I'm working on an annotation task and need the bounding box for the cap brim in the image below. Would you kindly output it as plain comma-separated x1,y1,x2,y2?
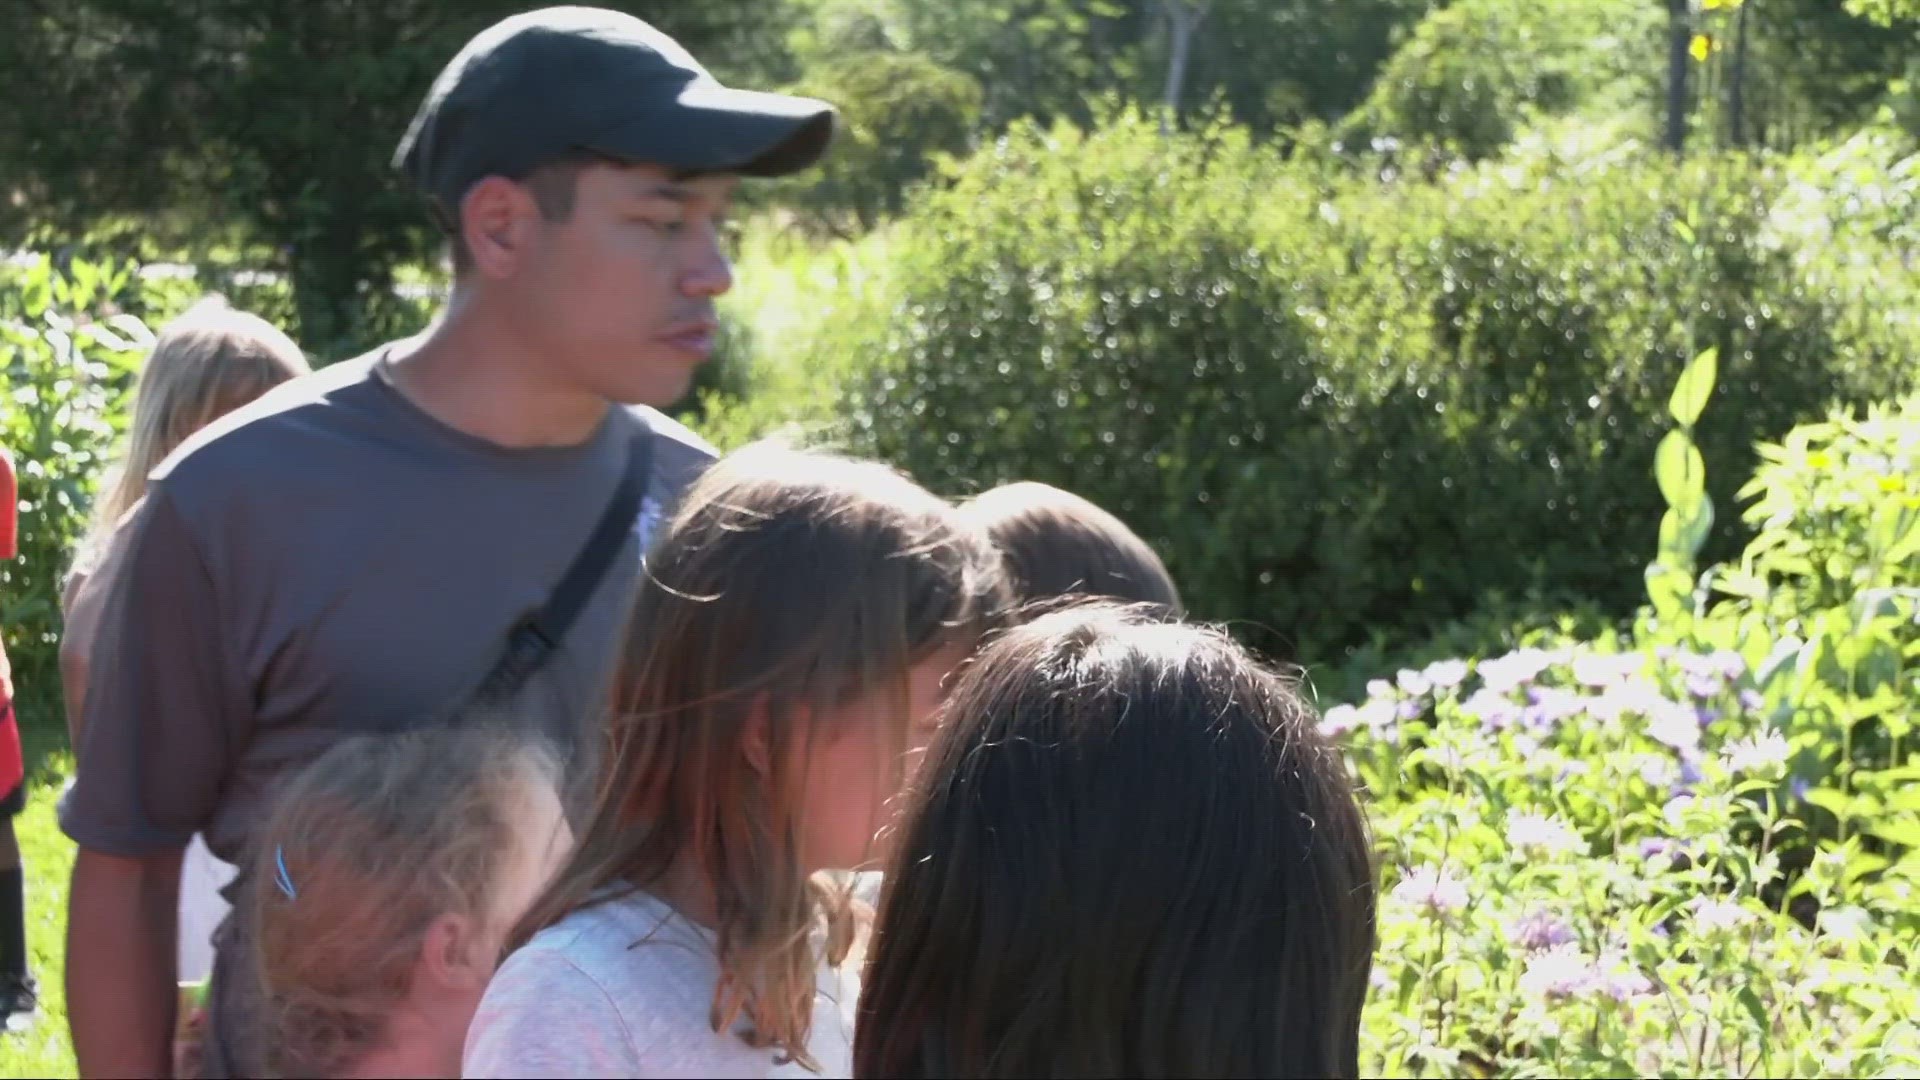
586,85,837,179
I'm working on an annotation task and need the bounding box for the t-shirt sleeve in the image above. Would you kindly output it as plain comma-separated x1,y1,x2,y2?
59,486,250,856
464,949,642,1079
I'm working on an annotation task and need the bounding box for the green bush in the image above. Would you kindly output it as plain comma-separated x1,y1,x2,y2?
1321,387,1920,1077
780,112,1914,658
1337,0,1660,160
778,50,983,232
1,257,149,727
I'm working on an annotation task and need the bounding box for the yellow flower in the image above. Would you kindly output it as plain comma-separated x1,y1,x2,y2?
1702,0,1736,9
1689,33,1713,62
1806,451,1833,470
1877,475,1904,493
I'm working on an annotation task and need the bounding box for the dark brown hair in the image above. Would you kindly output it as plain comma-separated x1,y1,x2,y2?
515,442,1005,1070
959,482,1182,615
856,603,1376,1078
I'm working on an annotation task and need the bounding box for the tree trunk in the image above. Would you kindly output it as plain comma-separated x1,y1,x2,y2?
1665,0,1692,154
1727,0,1751,147
1160,0,1209,135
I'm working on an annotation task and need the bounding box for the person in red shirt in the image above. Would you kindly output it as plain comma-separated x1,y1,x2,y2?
0,445,35,1032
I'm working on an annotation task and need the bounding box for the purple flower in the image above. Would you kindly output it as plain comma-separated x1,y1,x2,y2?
1588,678,1669,724
1422,658,1471,690
1356,698,1397,731
1508,909,1577,952
1392,865,1469,918
1712,650,1748,680
1722,728,1790,776
1366,678,1394,700
1695,705,1720,728
1464,688,1521,731
1525,687,1587,731
1573,651,1647,688
1677,752,1704,789
1519,944,1595,1001
1685,673,1725,700
1638,755,1679,788
1318,705,1359,739
1479,648,1555,694
1639,837,1680,862
1595,955,1654,1002
1790,776,1812,801
1738,689,1766,713
1507,812,1586,858
1688,896,1753,936
1396,698,1425,721
1646,702,1703,753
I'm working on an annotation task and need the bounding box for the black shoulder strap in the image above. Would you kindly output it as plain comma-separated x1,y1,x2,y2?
474,419,654,701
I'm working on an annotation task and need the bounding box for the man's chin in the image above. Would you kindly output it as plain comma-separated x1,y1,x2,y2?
606,367,697,411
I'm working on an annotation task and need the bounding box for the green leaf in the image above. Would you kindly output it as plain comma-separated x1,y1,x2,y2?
1802,786,1855,819
1645,562,1693,622
1658,500,1716,565
1667,346,1719,428
1654,430,1707,509
1866,819,1920,850
1736,985,1771,1046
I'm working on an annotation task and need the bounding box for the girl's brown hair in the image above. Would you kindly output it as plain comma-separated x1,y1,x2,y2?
959,482,1182,615
857,603,1377,1078
76,296,308,576
514,443,1004,1070
248,724,562,1078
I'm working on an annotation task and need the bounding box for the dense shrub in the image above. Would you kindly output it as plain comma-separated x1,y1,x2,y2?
1337,0,1660,160
1326,391,1920,1076
778,50,983,232
788,112,1915,658
0,257,147,726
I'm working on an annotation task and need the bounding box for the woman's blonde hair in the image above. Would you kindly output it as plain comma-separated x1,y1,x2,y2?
516,442,1005,1071
76,296,307,572
248,724,562,1079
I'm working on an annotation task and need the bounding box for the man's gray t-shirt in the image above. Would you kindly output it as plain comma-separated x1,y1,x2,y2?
59,349,715,868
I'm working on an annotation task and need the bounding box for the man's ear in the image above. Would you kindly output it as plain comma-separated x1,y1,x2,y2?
459,177,541,280
419,913,490,991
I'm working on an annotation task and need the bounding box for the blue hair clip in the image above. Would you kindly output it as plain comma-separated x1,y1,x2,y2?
273,845,297,901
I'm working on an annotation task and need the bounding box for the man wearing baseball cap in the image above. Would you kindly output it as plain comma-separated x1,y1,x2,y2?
61,9,835,1076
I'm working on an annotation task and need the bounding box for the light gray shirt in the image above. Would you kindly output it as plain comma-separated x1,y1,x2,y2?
464,891,858,1079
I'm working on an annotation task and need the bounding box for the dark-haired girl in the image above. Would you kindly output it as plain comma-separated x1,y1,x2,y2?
857,603,1377,1078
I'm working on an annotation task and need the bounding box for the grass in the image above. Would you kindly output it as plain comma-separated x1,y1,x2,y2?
0,709,78,1079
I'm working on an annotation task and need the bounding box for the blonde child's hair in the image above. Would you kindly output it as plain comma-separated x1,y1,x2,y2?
76,296,308,574
516,442,1006,1071
248,724,562,1078
959,481,1183,615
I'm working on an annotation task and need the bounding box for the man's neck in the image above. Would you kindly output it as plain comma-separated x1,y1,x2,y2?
386,295,610,450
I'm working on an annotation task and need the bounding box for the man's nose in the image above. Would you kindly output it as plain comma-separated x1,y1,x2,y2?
680,225,733,299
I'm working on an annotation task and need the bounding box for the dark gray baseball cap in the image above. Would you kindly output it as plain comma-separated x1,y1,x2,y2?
395,6,836,218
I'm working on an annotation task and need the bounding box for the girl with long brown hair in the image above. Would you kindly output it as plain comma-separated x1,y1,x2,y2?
464,443,1004,1078
856,602,1378,1079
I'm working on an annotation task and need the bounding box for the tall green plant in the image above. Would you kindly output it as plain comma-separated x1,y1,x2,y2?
0,257,147,727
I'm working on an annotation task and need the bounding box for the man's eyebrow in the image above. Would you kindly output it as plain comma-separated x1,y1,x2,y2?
635,179,735,205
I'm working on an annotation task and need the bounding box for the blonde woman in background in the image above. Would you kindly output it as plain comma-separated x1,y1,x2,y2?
60,296,309,989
